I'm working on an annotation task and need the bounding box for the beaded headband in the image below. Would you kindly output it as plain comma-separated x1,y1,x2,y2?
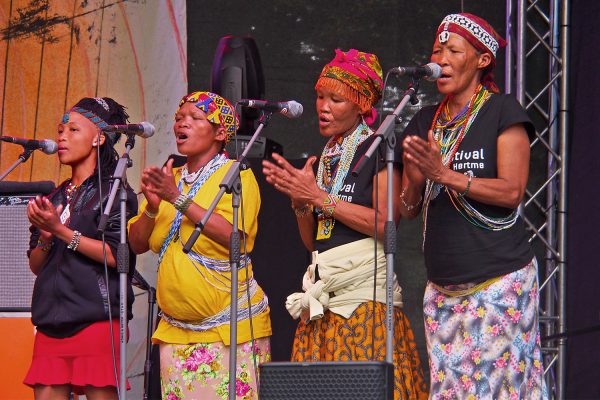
62,107,109,129
438,14,500,57
178,91,239,143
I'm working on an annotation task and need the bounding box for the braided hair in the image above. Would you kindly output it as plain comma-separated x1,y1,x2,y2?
70,97,129,176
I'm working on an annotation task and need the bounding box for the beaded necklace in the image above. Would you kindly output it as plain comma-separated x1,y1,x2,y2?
180,164,204,185
421,84,492,248
157,152,229,265
315,119,371,239
60,179,80,225
65,180,79,203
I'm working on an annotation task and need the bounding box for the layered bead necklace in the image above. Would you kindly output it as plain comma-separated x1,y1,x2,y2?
315,119,371,239
422,84,505,247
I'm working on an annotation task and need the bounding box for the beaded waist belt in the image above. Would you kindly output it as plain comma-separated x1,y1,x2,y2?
159,278,269,332
186,250,252,272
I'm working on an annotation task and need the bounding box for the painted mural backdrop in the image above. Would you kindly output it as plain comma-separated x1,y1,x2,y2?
0,0,186,396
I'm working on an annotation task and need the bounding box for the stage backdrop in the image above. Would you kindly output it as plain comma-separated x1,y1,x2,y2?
0,0,187,398
187,0,506,378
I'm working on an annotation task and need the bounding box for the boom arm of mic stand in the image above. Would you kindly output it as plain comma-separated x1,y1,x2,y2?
0,148,35,182
182,111,273,254
351,82,419,177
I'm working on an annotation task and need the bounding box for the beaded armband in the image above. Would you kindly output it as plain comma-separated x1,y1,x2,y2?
173,194,193,213
322,194,339,218
67,230,82,251
36,239,53,252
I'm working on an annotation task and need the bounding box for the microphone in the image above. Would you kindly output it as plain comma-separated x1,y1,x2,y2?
239,99,303,119
393,62,442,81
102,121,155,138
0,136,58,154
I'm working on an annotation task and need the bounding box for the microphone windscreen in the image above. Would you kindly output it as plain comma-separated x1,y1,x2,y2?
41,140,58,154
284,101,303,119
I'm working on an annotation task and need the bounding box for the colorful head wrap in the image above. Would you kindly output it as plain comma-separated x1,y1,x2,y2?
177,91,239,143
436,13,507,93
63,97,129,144
315,49,383,124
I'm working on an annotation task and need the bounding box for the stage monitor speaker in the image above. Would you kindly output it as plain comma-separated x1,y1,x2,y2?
211,35,265,136
0,181,55,311
259,361,394,400
226,135,284,159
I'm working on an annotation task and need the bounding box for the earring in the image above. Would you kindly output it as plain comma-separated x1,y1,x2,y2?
92,142,98,147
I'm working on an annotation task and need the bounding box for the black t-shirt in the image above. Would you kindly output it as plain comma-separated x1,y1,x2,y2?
402,93,535,285
314,135,392,252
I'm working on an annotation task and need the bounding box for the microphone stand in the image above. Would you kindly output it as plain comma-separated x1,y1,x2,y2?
351,78,420,365
182,111,273,400
97,134,135,399
0,147,35,181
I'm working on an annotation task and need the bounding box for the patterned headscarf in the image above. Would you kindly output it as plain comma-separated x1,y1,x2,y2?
315,49,383,125
177,91,239,143
63,97,129,144
436,13,507,93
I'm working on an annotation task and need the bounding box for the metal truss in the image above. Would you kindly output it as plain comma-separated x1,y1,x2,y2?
505,0,569,398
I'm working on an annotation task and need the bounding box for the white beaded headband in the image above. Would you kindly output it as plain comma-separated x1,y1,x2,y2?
438,14,500,57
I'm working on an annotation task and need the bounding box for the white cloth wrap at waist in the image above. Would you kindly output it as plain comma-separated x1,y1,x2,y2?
286,237,403,321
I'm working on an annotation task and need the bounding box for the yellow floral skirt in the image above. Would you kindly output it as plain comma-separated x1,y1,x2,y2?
159,337,270,400
291,301,428,400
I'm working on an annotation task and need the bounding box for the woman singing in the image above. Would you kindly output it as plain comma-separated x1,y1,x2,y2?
263,49,427,400
400,13,547,399
128,91,271,399
24,97,137,399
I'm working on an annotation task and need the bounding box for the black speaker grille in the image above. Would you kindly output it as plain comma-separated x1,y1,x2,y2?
0,195,36,311
259,361,393,400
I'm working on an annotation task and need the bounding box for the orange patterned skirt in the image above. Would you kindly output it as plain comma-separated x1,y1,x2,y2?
291,301,428,400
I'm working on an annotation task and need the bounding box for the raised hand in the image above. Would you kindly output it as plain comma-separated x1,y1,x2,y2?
262,153,324,207
27,196,64,235
402,130,447,183
141,158,180,205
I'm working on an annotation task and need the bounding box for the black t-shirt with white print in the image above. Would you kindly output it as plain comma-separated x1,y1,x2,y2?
402,93,535,285
314,134,391,253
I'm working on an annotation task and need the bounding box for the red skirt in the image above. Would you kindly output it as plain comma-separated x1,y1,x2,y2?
23,320,130,394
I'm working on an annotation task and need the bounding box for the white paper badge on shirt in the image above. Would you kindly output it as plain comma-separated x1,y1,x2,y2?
60,203,70,225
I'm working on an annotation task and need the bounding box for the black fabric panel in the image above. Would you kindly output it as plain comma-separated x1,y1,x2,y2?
566,0,600,397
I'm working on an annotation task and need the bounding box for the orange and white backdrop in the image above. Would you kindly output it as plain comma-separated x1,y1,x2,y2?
0,0,186,397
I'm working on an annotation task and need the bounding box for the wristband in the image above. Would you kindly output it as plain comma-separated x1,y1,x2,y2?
173,193,193,213
67,230,82,251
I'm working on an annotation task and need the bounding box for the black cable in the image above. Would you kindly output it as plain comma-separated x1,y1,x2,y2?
229,112,260,391
370,70,394,361
94,0,107,97
371,150,378,361
29,4,49,181
95,132,121,398
0,0,13,143
58,0,78,180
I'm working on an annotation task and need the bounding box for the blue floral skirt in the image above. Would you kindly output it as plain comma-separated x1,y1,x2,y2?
159,337,270,400
423,260,548,400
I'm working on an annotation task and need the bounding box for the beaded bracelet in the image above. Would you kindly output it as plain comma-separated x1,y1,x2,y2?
400,188,422,211
143,207,158,219
67,230,82,251
322,194,338,218
36,239,53,252
459,173,473,197
292,203,313,218
173,193,192,213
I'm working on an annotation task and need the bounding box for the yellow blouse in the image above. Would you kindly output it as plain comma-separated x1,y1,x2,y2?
128,160,271,345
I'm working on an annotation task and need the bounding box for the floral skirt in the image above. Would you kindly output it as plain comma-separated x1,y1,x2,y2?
159,337,270,400
291,301,429,400
423,260,548,400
